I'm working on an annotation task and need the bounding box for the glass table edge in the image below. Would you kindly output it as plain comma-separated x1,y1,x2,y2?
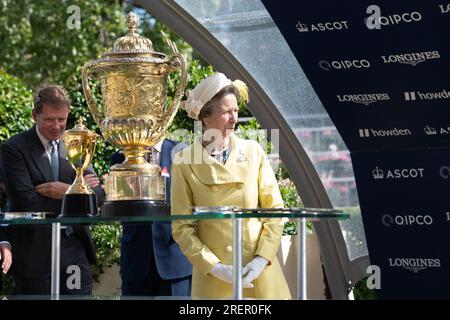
0,208,348,225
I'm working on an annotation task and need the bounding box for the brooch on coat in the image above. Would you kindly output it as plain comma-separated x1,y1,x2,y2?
236,151,248,163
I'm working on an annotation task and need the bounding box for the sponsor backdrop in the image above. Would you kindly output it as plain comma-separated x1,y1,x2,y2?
261,0,450,298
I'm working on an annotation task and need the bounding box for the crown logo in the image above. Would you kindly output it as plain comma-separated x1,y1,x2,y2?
372,167,384,179
296,21,309,32
424,125,437,135
355,100,376,106
403,266,428,273
400,59,426,67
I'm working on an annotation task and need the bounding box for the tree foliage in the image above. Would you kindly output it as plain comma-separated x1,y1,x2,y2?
0,69,34,144
0,68,34,212
0,0,127,87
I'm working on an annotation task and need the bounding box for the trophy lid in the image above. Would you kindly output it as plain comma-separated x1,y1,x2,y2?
102,12,165,59
64,118,98,140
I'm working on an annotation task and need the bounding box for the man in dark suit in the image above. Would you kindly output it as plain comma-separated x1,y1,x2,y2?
110,139,192,296
0,84,105,295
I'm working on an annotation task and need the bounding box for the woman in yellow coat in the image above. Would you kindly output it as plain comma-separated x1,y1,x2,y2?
171,72,291,299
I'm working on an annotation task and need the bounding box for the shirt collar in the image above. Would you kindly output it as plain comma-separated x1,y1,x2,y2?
153,140,163,153
35,126,60,150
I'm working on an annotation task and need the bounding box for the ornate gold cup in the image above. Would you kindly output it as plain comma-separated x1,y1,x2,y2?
60,118,99,217
82,12,187,216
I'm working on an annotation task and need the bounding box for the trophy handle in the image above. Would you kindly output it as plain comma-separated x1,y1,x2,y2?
160,52,187,126
82,63,104,126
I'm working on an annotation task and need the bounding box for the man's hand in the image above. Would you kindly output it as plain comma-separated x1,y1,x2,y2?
0,243,12,274
84,174,100,188
35,182,70,199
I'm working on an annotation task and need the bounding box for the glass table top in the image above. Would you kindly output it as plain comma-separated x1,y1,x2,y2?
0,207,347,225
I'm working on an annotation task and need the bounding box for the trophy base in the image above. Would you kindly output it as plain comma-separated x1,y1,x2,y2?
59,193,98,217
100,200,169,217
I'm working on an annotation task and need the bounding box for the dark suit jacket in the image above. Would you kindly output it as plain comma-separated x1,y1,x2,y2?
111,139,192,281
0,126,105,278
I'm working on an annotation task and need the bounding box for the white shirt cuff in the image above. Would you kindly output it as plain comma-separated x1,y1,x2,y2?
0,241,11,249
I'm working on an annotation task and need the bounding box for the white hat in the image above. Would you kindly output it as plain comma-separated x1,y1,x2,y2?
181,72,249,120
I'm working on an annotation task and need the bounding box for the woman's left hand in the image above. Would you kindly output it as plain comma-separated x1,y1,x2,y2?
242,256,269,286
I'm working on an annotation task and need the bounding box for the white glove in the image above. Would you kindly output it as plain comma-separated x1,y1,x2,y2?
210,263,233,284
242,256,269,287
210,263,254,288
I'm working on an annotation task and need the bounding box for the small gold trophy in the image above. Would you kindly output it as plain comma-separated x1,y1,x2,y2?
82,12,187,216
59,118,99,217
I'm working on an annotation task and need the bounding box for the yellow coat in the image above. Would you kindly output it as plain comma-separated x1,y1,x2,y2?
171,135,291,299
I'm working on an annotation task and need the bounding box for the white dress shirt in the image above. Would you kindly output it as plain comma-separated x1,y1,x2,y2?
151,140,163,166
35,126,60,163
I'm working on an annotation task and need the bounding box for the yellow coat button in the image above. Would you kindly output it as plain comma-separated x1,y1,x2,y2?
225,245,233,253
244,242,252,250
211,186,218,192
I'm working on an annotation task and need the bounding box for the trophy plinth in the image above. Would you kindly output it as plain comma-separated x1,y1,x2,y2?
82,12,187,217
59,118,99,217
100,200,169,217
61,193,98,217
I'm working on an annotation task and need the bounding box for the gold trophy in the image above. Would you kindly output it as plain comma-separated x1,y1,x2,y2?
60,118,99,217
82,12,187,216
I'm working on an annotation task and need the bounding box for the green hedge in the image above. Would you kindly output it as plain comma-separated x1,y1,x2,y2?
0,69,34,210
91,223,122,283
0,69,33,145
